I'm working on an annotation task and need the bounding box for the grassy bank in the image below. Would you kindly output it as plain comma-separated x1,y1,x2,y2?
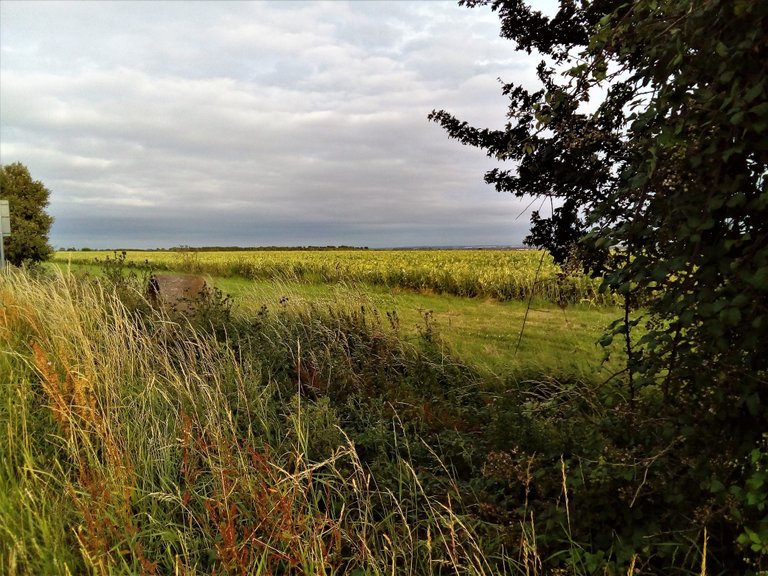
2,268,511,574
3,266,744,574
52,249,621,306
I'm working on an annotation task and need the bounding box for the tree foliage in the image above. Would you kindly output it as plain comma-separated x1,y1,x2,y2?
431,0,767,572
0,162,54,266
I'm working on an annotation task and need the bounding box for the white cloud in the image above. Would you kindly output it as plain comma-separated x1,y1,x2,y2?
1,0,558,248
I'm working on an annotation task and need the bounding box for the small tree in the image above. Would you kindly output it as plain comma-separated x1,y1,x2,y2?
0,162,54,265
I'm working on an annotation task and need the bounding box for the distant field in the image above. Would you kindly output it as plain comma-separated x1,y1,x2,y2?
218,277,625,382
52,249,625,381
53,248,619,306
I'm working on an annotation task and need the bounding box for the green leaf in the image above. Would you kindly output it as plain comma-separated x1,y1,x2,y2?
708,478,726,493
716,42,729,57
598,333,614,347
748,267,768,288
594,67,606,82
744,81,764,103
746,472,765,492
745,393,760,416
719,307,742,326
727,192,747,207
734,0,753,16
750,102,768,117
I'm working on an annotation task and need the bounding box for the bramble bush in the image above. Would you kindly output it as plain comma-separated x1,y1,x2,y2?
431,1,767,572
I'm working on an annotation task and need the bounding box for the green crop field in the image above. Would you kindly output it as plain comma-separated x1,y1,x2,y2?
52,248,621,306
51,249,625,380
3,252,706,576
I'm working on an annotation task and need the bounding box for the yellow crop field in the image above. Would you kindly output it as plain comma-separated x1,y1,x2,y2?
53,249,619,306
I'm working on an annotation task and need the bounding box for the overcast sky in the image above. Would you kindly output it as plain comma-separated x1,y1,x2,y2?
1,0,557,249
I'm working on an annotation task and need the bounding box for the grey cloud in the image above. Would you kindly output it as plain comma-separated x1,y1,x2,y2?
1,0,558,249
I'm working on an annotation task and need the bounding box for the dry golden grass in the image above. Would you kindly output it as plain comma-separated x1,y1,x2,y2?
1,267,518,574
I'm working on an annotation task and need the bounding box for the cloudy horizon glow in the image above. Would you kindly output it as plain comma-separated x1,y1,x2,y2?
1,0,557,249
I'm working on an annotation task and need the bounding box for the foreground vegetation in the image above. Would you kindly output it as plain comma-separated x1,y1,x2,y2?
432,4,768,576
2,262,763,575
4,0,764,571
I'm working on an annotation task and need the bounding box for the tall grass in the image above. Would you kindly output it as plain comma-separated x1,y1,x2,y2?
0,267,521,575
2,267,723,575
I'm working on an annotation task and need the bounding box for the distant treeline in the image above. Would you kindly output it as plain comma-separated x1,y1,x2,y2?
61,245,371,252
169,245,371,252
59,245,525,252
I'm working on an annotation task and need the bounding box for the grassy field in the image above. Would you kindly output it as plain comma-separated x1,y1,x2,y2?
52,249,625,381
217,277,623,382
52,248,621,306
2,254,717,575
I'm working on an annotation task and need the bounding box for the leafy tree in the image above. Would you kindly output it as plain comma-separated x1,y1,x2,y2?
431,0,767,572
0,162,54,265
